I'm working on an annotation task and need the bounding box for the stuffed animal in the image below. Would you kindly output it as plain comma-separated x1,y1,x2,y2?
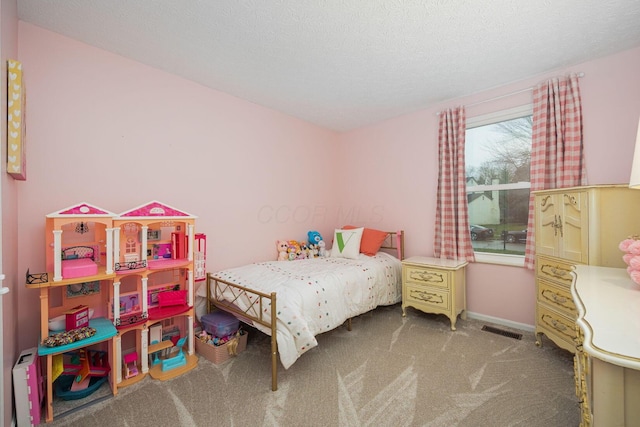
298,243,309,259
620,236,640,285
318,240,327,257
309,244,319,258
308,231,323,247
287,241,300,261
276,240,289,261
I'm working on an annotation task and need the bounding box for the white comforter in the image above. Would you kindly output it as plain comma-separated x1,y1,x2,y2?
202,252,401,369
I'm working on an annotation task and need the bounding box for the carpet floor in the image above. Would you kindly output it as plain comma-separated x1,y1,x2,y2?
46,304,580,426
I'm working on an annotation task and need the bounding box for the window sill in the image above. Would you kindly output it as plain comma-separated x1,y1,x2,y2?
473,252,525,267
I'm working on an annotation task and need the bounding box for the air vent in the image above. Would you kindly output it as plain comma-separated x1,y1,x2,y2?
481,325,522,340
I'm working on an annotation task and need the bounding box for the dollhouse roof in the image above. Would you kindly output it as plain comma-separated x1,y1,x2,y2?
117,201,197,220
46,202,118,218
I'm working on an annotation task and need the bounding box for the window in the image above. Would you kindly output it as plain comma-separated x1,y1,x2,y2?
125,238,137,254
465,105,532,266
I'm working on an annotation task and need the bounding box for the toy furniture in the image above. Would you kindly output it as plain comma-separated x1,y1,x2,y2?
62,349,110,385
54,349,111,401
13,347,43,426
194,233,207,282
61,246,99,279
160,336,187,372
123,352,139,379
200,229,403,391
26,201,200,422
148,339,174,366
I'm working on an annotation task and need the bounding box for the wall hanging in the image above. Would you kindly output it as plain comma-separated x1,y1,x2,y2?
7,59,26,180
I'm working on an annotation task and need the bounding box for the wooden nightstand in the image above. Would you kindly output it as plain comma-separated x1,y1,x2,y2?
401,256,468,330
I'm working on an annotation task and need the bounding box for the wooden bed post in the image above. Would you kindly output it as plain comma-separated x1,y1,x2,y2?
270,292,277,391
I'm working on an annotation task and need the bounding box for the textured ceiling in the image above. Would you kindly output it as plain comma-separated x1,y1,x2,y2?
17,0,640,131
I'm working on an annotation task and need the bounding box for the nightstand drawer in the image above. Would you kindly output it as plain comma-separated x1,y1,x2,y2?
403,266,450,289
537,279,576,316
405,284,450,311
536,255,575,287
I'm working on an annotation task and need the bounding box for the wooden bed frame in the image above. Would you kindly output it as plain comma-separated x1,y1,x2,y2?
204,230,404,391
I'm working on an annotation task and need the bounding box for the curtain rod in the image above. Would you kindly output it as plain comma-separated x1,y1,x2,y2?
438,72,585,114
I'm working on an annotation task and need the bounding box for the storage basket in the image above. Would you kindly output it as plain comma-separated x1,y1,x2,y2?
195,331,247,364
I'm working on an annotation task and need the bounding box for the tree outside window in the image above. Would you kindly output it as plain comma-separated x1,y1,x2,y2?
465,106,532,258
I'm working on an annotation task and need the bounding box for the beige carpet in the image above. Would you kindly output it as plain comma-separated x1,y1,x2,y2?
46,304,579,426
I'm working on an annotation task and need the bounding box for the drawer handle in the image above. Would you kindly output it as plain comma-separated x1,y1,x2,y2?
541,289,575,311
551,293,567,304
409,289,444,305
540,264,572,282
409,271,444,283
541,314,571,336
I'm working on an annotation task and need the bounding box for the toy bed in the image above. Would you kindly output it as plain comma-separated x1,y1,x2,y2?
61,246,98,279
200,230,404,391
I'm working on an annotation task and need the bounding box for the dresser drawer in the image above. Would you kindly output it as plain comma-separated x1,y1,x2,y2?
403,265,450,289
536,304,577,347
537,279,576,316
536,255,575,287
405,284,450,311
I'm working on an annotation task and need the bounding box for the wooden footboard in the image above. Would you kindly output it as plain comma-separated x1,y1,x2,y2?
205,274,279,391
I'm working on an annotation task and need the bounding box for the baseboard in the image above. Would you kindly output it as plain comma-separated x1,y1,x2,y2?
466,311,535,333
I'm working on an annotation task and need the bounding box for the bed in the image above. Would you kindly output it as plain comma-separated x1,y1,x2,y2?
199,229,404,391
61,246,98,279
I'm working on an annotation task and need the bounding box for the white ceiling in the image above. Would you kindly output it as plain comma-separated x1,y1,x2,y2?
17,0,640,131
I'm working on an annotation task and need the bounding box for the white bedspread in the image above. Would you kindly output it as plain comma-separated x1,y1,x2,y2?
201,252,401,369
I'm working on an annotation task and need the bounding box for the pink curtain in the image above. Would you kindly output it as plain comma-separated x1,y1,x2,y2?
434,107,475,261
524,74,587,269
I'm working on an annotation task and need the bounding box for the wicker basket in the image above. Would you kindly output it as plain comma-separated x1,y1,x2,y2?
195,332,247,364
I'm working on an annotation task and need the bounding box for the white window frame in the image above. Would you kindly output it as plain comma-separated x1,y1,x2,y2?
466,104,533,267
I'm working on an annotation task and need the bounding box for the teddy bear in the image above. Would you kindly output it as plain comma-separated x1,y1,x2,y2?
276,240,289,261
308,230,323,246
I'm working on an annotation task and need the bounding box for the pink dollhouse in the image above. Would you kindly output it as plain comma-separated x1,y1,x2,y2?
114,201,196,273
45,202,117,282
28,201,201,422
111,201,198,384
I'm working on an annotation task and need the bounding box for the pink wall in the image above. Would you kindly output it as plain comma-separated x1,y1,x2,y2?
13,21,640,358
16,22,339,350
338,46,640,326
2,0,20,425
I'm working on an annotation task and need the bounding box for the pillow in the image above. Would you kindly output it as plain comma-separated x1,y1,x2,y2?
343,225,389,256
330,227,364,260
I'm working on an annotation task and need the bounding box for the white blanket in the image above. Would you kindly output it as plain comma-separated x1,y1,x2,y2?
200,252,401,369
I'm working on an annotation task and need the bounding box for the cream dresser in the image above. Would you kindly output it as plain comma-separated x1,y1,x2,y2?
572,265,640,427
534,185,640,353
401,256,468,330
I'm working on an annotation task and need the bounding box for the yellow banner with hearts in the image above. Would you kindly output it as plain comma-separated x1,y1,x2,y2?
7,59,26,180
